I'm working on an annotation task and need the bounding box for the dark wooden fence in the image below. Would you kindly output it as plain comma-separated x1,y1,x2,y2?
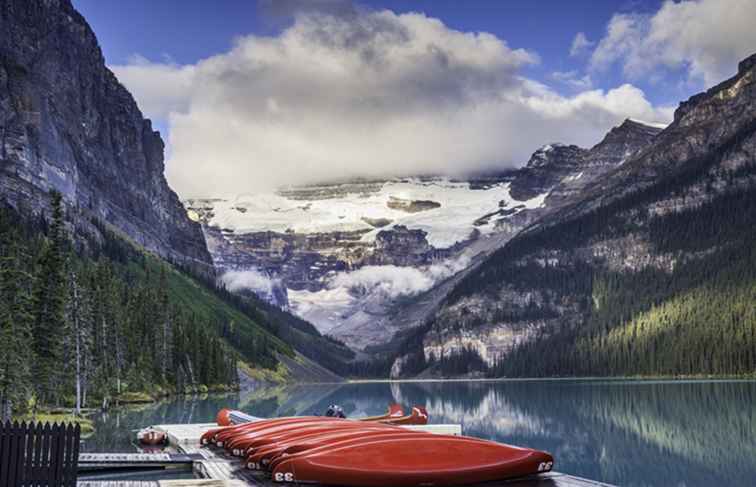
0,421,80,487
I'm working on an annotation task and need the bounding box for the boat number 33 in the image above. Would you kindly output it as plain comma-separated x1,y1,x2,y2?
537,461,553,472
275,472,295,482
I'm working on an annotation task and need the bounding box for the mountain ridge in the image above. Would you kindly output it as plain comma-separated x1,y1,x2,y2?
390,52,756,378
186,116,664,354
0,0,353,392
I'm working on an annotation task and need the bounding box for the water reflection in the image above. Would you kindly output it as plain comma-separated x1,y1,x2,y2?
83,380,756,487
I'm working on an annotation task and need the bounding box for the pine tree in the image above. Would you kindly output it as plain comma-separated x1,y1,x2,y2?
65,265,93,414
157,266,172,384
0,239,34,420
30,191,68,405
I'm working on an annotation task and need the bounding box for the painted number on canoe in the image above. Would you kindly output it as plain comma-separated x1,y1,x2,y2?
537,461,553,472
274,472,295,482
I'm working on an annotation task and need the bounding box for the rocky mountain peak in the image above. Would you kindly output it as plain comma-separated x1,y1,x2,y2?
738,52,756,75
673,51,755,127
584,118,663,167
525,143,585,169
610,118,664,139
586,51,756,199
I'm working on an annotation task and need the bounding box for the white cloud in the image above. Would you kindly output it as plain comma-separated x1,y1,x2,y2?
569,32,593,57
113,55,195,120
330,255,471,300
590,0,756,86
220,269,277,295
112,9,671,197
551,70,593,90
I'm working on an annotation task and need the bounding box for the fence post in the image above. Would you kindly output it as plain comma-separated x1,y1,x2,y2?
8,421,20,487
0,421,8,487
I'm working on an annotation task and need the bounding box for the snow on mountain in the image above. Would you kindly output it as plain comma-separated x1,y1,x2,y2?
192,178,547,250
628,118,669,129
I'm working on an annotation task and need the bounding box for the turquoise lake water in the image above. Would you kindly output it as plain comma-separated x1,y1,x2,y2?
81,379,756,486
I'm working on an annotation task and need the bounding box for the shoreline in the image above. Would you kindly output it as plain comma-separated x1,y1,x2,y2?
343,375,756,385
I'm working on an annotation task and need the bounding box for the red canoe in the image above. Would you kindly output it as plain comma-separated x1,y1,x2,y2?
248,427,426,470
216,403,403,428
229,420,399,456
227,406,429,455
226,419,373,455
266,431,436,472
359,403,404,421
214,416,336,447
378,406,428,425
210,403,406,447
271,435,554,487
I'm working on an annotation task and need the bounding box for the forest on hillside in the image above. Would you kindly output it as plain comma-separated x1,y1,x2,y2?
0,193,293,420
490,186,756,378
395,144,756,379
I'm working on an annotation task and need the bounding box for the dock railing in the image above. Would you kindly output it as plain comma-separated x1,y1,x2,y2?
0,420,80,487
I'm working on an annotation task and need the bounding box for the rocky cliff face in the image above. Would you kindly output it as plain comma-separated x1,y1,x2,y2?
0,0,211,270
395,53,756,377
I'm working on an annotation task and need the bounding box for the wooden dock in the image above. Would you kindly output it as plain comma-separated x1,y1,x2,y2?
77,422,616,487
79,453,201,471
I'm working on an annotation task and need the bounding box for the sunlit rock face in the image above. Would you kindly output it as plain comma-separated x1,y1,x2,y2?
0,0,211,272
186,115,664,351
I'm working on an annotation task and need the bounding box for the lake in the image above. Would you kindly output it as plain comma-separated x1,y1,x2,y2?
81,379,756,486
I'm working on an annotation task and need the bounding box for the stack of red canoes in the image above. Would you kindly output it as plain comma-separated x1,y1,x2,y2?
202,405,554,487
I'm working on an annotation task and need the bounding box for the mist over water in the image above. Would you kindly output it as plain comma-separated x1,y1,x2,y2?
83,380,756,487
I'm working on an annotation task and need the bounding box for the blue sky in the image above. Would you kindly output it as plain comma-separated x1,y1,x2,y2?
70,0,756,196
75,0,678,104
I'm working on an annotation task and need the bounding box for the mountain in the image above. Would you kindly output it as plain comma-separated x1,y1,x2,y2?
0,0,351,411
188,118,663,353
185,177,546,349
0,0,210,271
392,53,756,378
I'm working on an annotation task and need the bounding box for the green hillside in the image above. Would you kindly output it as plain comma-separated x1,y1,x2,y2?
403,126,756,378
478,189,755,377
0,194,301,416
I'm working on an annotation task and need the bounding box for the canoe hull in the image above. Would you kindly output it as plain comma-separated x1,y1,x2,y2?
228,420,393,455
249,428,428,470
271,435,554,487
215,416,332,446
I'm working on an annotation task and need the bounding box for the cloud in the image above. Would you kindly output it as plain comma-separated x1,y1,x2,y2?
590,0,756,86
551,70,593,90
112,9,671,197
257,0,358,20
569,32,593,57
113,55,196,121
330,255,471,300
220,268,277,295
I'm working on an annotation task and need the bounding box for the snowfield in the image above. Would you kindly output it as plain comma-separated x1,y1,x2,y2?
196,178,547,249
